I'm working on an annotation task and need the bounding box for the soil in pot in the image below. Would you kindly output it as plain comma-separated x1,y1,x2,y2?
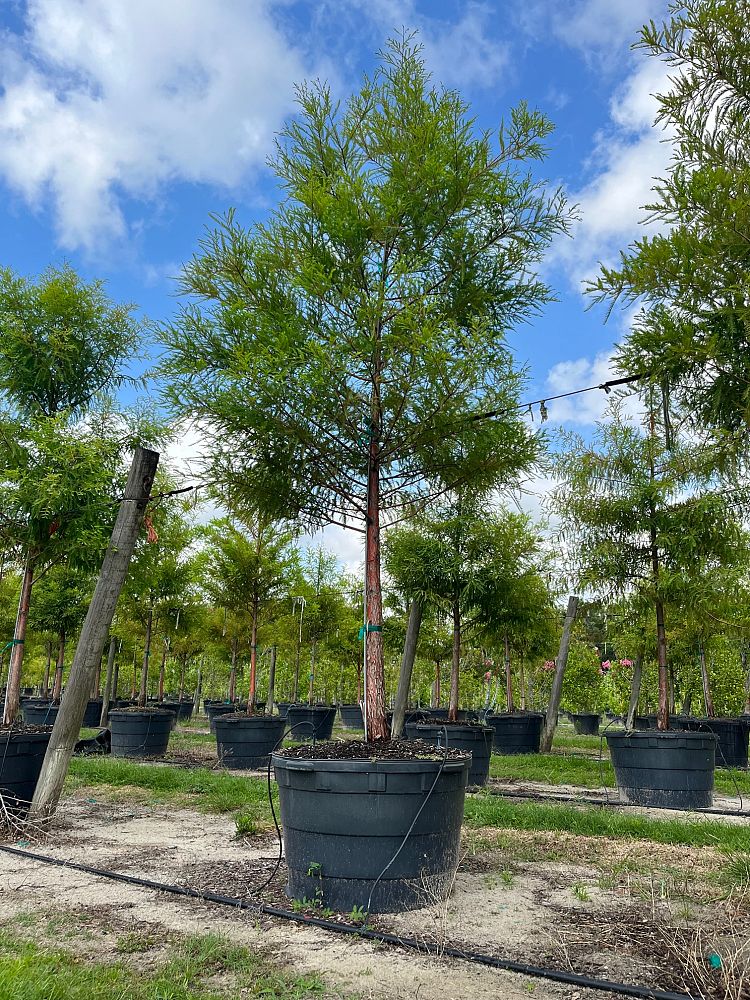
571,712,600,736
215,714,287,769
285,705,336,741
273,738,470,913
0,725,53,814
606,729,717,809
109,709,172,758
404,722,492,785
486,712,544,755
683,717,749,769
338,704,363,729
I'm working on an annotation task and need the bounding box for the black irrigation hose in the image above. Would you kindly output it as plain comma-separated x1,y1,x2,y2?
0,844,695,1000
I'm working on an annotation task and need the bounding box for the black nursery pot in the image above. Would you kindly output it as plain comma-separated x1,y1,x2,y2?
424,707,478,722
273,751,470,913
405,723,493,786
176,700,195,721
21,700,58,726
571,712,600,736
285,705,336,741
276,702,292,720
215,714,287,769
486,712,544,755
338,704,363,730
109,710,172,758
0,729,52,814
683,717,749,769
606,729,717,809
205,702,237,733
82,699,104,728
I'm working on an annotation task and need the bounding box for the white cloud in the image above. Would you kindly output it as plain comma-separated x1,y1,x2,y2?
550,0,665,60
553,56,673,288
0,0,312,251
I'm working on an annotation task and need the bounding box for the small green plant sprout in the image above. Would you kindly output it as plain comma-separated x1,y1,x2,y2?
234,812,258,838
306,862,322,877
572,882,590,902
348,905,367,925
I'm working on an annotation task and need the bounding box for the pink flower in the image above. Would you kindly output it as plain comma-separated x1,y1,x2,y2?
542,660,556,672
620,658,633,667
483,658,494,667
484,671,492,683
601,660,611,670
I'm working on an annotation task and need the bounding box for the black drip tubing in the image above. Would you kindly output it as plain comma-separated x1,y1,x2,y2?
0,844,696,1000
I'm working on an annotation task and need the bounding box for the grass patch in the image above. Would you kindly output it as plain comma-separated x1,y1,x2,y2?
465,793,750,851
170,729,215,747
489,749,750,796
552,731,607,752
0,928,323,999
67,757,274,825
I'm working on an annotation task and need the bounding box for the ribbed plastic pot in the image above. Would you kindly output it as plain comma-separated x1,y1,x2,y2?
82,700,104,728
175,700,194,721
606,729,717,808
205,702,236,733
0,730,52,813
338,704,363,729
109,710,172,758
424,708,478,722
486,712,544,755
405,723,492,786
21,701,58,726
633,714,691,732
571,713,600,736
276,702,292,720
683,717,749,769
273,752,470,912
215,715,287,769
285,706,336,741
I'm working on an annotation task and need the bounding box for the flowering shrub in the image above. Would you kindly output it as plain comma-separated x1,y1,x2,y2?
542,660,556,672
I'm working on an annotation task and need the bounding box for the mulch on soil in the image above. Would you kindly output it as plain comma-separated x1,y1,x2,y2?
275,737,470,761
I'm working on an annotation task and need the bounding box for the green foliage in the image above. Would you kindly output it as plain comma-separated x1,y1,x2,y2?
560,639,603,713
0,264,141,419
587,1,750,437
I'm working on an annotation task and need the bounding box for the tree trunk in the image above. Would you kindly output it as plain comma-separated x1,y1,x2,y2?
229,636,238,703
178,654,187,701
131,649,138,698
540,596,578,753
654,598,669,730
92,652,102,699
392,599,423,738
30,446,159,821
504,633,514,713
682,687,693,716
42,641,52,699
158,641,167,701
742,645,750,716
266,645,277,715
519,656,527,711
194,662,202,715
51,630,66,703
363,434,387,740
308,640,316,705
699,640,714,718
293,621,302,703
625,651,644,730
99,635,118,727
138,603,154,708
433,660,441,708
448,598,460,722
3,556,35,725
112,657,120,703
247,598,259,714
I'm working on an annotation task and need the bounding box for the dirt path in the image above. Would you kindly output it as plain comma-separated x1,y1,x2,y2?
0,793,635,1000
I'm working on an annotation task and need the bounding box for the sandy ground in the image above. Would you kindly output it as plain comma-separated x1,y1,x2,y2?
0,792,661,1000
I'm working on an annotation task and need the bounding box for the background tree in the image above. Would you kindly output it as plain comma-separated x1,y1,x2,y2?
28,565,91,702
550,397,748,729
162,35,573,739
588,1,750,437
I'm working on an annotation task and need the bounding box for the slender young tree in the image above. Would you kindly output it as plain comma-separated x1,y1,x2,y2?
162,36,573,739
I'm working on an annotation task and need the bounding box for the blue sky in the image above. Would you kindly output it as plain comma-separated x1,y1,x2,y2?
0,0,670,562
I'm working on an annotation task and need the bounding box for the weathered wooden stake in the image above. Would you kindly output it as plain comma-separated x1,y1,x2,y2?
540,596,578,753
99,635,118,727
391,599,423,738
625,651,644,730
29,447,159,821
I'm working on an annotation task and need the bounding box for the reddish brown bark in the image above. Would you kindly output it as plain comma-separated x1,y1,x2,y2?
3,557,35,724
364,436,388,740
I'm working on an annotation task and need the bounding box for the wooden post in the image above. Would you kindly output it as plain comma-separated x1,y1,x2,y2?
625,651,644,730
540,597,578,753
30,447,159,821
99,635,118,727
391,599,423,738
